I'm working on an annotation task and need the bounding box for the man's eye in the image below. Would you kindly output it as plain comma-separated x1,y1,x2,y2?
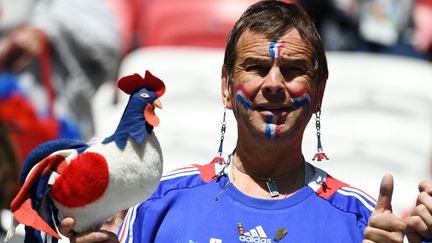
246,65,269,76
281,67,305,80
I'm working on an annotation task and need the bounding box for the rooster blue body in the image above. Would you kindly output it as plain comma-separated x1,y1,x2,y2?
7,71,165,243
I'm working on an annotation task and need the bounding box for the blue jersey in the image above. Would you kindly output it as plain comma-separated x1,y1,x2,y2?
118,161,376,243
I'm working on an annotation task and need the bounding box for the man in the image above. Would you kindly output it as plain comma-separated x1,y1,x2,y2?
60,1,406,242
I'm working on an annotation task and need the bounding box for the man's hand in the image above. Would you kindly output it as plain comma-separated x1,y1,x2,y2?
59,217,120,243
404,179,432,242
363,174,406,243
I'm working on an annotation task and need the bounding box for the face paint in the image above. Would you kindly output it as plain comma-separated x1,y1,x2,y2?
290,88,311,108
265,115,277,139
268,40,286,59
235,84,253,115
265,115,284,139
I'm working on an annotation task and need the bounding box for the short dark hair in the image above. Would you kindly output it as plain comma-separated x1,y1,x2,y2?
223,0,328,85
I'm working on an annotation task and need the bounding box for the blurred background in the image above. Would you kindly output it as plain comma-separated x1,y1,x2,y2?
0,0,431,242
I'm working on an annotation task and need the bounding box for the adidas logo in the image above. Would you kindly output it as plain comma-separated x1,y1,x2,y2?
239,225,271,243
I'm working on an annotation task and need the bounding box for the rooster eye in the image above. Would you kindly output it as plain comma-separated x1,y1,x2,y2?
140,93,150,98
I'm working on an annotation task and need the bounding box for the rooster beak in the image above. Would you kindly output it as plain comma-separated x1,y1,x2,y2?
144,99,162,127
153,99,162,109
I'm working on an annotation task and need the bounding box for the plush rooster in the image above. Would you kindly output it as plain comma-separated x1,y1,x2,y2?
6,71,165,243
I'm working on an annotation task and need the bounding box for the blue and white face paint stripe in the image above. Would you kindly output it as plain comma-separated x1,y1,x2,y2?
291,92,311,108
269,40,278,59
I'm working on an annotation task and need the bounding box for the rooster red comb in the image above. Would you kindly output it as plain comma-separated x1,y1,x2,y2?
117,71,165,97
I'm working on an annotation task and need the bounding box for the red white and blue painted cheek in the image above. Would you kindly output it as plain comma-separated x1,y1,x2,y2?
290,88,311,109
235,84,254,115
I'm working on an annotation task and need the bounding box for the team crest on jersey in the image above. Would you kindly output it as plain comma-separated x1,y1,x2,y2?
239,225,271,243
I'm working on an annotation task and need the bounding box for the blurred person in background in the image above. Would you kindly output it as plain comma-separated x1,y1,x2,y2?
0,122,19,234
298,0,432,61
297,0,360,51
0,0,123,144
412,0,432,58
0,0,128,162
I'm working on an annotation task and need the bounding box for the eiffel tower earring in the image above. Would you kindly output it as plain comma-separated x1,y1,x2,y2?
312,108,329,161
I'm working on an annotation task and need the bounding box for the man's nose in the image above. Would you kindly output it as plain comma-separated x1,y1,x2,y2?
262,67,284,95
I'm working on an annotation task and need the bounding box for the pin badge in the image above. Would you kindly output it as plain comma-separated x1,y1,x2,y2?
237,223,244,236
274,227,287,242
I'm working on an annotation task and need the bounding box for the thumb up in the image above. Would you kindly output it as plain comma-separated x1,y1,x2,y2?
404,179,432,242
376,174,395,213
363,174,406,243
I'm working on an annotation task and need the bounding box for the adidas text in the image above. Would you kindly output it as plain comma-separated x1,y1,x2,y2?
239,235,271,243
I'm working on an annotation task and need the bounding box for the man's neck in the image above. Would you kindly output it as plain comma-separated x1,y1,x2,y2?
230,134,306,199
234,133,304,177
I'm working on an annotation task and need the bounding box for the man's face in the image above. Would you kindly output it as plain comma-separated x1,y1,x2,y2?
225,29,322,140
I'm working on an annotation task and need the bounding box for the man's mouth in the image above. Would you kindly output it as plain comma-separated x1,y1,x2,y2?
255,104,294,112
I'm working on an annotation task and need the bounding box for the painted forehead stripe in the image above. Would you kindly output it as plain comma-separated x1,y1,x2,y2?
268,40,286,59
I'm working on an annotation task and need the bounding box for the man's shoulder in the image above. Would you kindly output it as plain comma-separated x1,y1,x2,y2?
306,163,376,224
149,158,227,199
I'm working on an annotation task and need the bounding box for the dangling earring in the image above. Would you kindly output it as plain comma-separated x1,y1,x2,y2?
212,106,227,165
218,107,226,157
312,108,329,161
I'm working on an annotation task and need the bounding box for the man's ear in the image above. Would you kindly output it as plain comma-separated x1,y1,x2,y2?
221,65,233,109
315,78,327,112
